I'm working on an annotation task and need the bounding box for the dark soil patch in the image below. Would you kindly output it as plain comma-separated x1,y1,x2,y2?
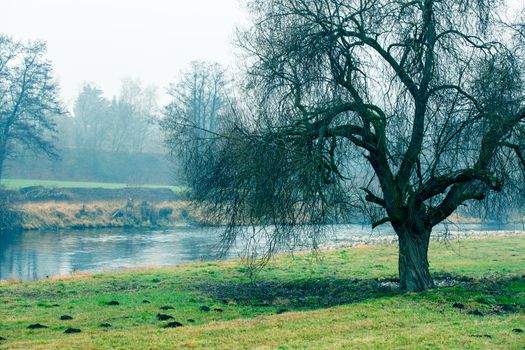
142,300,151,304
100,323,112,328
163,321,183,328
64,328,81,334
470,334,492,338
106,300,120,306
468,309,484,316
198,275,524,314
27,323,48,329
199,306,211,312
499,304,517,312
0,336,6,341
187,319,195,323
160,306,174,310
60,315,73,320
512,328,524,333
198,277,397,308
157,314,174,321
452,302,465,309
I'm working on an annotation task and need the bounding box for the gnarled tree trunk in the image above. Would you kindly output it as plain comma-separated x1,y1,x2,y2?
397,228,434,292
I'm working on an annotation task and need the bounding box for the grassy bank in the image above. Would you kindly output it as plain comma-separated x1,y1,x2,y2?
0,178,185,193
12,199,489,231
17,200,197,230
0,179,196,230
0,179,493,230
0,234,524,349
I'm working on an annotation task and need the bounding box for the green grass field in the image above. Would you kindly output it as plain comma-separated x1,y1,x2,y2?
0,178,186,193
0,235,524,349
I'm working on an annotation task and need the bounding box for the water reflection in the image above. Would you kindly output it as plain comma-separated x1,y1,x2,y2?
0,227,230,281
0,223,522,281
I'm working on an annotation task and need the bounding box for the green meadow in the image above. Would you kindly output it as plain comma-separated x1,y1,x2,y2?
0,234,524,349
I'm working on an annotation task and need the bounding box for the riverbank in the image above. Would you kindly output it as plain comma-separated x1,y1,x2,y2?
17,200,199,230
0,234,523,349
11,199,504,232
1,183,513,230
0,185,204,230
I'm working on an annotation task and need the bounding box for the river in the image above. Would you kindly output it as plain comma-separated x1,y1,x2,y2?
0,223,523,281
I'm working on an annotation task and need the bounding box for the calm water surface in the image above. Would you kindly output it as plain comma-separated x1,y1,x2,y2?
0,223,522,281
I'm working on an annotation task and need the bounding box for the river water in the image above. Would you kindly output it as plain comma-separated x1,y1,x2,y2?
0,223,522,281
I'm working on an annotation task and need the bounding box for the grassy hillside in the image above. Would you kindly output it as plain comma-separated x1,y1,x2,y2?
0,235,524,349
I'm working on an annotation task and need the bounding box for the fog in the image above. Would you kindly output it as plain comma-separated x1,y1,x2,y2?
0,0,523,186
0,0,246,108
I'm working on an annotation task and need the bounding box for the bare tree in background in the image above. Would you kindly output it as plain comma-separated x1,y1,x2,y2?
0,35,65,180
73,84,109,150
167,0,525,292
163,61,229,136
162,61,231,174
111,78,158,153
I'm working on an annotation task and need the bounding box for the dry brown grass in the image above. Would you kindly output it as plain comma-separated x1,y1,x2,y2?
16,200,197,230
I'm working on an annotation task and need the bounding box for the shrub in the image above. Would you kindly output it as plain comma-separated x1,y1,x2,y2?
0,190,21,233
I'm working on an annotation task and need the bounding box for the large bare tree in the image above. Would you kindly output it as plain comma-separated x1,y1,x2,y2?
0,35,65,180
167,0,525,292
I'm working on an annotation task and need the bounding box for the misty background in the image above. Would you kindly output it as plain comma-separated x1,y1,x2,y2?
0,0,521,186
0,0,246,185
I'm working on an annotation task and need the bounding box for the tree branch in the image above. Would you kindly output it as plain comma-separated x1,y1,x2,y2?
361,187,386,206
372,217,392,229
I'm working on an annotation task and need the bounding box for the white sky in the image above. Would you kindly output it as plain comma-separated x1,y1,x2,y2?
0,0,522,111
0,0,247,109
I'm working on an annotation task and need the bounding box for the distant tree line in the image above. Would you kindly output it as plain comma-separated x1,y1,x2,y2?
0,33,231,187
57,78,162,154
55,61,231,159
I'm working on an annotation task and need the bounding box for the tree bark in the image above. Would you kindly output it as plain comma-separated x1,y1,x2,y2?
397,228,435,292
